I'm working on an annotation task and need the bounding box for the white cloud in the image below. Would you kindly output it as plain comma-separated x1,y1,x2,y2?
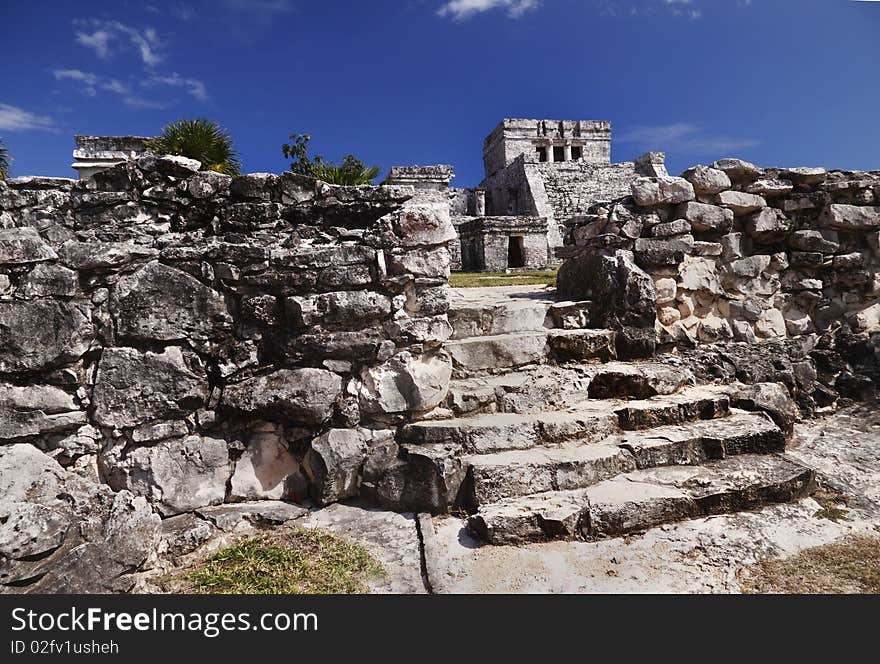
53,69,130,97
147,73,209,101
618,123,758,155
73,19,163,66
437,0,540,20
0,104,56,132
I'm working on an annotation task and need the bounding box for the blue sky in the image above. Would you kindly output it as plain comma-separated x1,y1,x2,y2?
1,0,878,185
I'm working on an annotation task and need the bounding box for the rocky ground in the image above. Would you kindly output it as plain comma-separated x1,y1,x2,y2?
130,401,879,595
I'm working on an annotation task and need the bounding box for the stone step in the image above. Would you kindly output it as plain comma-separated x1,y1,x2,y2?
445,363,700,418
400,406,620,455
447,286,597,340
547,329,616,362
467,453,815,544
587,361,695,399
446,366,593,417
448,300,551,339
445,332,549,374
615,386,730,430
619,409,784,467
463,409,778,506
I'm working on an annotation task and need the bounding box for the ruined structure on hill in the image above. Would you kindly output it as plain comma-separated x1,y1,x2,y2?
388,118,667,271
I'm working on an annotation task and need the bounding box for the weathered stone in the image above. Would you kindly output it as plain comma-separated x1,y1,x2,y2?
229,432,304,502
783,308,812,336
781,167,827,186
679,256,722,295
649,218,691,238
745,208,793,243
720,232,751,261
57,240,159,269
287,290,392,327
304,429,369,504
674,201,733,233
717,190,766,216
788,229,839,254
184,171,231,199
0,384,85,442
755,308,787,338
710,158,763,182
393,198,457,247
697,316,733,342
18,263,79,298
730,255,772,278
821,204,880,230
745,179,794,197
356,351,451,414
655,278,677,305
112,261,231,342
0,300,94,373
103,435,230,516
634,235,694,266
729,382,799,435
92,347,207,429
0,227,57,265
631,177,695,207
0,444,161,593
681,165,731,195
222,368,342,424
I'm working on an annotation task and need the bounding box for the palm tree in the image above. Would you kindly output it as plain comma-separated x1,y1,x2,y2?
282,133,379,185
146,118,241,176
0,139,10,180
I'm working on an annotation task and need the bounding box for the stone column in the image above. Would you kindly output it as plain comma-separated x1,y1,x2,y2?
474,190,486,216
546,143,554,163
564,144,572,162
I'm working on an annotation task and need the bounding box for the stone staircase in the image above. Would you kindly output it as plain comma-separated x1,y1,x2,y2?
397,285,816,545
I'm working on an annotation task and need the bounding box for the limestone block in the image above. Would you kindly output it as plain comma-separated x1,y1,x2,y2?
681,165,731,195
745,208,793,243
788,229,839,254
631,177,695,206
710,158,763,182
720,232,751,261
678,256,722,295
111,261,231,342
222,368,342,425
783,308,812,336
851,302,880,331
655,278,677,304
0,227,57,265
781,167,827,186
0,300,94,373
717,190,766,216
658,306,681,326
92,347,208,429
104,435,230,516
229,432,304,502
304,429,369,504
697,316,733,342
745,179,794,197
821,204,880,230
356,351,452,414
755,308,787,338
674,201,733,233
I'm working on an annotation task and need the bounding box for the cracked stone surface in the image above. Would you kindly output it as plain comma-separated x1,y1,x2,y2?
418,403,880,593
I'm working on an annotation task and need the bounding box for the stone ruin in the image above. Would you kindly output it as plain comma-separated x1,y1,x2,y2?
1,130,879,592
389,118,668,272
71,135,153,180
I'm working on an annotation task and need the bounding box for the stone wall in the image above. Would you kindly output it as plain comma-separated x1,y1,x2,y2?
0,155,457,517
558,159,880,347
457,216,548,271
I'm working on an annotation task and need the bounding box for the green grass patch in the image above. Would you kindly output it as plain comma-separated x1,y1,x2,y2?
450,267,558,288
741,535,880,594
185,528,385,594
